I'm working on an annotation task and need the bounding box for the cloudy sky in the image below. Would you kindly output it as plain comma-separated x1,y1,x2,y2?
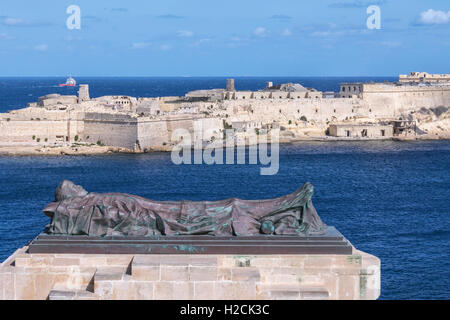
0,0,448,76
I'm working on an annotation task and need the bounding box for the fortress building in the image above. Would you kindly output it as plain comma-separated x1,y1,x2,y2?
0,73,449,151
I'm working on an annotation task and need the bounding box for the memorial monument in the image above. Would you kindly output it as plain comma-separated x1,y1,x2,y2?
43,180,326,237
0,181,381,300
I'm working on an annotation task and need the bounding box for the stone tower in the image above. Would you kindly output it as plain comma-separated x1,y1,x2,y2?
226,79,235,92
78,84,90,102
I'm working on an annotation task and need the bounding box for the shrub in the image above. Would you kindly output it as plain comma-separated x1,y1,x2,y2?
32,135,36,140
45,138,48,142
300,116,307,122
288,120,292,125
96,140,104,146
223,120,232,129
74,135,79,142
36,138,40,142
6,118,10,122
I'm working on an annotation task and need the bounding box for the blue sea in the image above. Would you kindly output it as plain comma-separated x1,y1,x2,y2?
0,77,449,300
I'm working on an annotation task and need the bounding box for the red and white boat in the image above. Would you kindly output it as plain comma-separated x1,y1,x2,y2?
59,76,76,87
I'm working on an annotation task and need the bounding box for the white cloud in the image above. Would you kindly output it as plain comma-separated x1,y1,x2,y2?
253,27,267,37
3,17,24,26
160,44,172,51
192,38,211,47
65,35,83,42
282,29,292,36
227,36,251,48
418,9,450,25
34,44,48,51
310,31,333,37
0,33,14,40
309,28,367,38
177,30,194,37
2,17,51,27
132,42,150,49
380,41,402,48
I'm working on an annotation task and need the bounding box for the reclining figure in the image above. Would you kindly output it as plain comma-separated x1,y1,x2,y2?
43,180,327,237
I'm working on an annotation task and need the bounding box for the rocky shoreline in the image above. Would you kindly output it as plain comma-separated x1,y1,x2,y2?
1,134,449,156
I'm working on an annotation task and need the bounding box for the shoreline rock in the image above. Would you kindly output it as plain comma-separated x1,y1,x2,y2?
1,135,449,156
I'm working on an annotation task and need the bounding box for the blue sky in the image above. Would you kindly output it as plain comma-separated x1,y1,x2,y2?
0,0,449,76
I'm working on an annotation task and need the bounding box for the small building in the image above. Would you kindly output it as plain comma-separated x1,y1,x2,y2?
94,96,137,106
328,124,393,138
339,83,363,98
38,94,78,107
136,99,162,116
231,121,262,132
185,89,225,102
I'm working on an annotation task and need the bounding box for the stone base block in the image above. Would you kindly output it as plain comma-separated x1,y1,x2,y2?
0,246,380,300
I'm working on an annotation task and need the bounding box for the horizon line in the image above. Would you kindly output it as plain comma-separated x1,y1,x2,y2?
0,75,400,78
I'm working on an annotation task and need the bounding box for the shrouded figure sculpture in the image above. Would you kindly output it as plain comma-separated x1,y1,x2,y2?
43,180,327,237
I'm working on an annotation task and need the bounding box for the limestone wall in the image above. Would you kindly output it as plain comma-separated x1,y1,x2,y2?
0,119,69,143
82,113,137,149
362,84,450,114
0,247,381,300
137,120,169,149
220,98,393,124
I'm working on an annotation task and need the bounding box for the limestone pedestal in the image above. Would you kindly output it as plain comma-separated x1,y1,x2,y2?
0,246,380,300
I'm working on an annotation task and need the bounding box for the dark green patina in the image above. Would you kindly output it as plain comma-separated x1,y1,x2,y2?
42,180,327,237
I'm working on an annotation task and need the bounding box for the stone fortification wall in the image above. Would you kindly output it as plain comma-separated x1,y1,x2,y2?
0,119,69,144
220,98,394,124
137,116,223,149
137,120,169,149
0,108,74,144
38,95,78,107
4,107,71,120
216,84,450,126
362,85,450,114
82,113,138,149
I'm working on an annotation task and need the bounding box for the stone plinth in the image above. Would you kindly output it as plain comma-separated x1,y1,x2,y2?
0,246,380,300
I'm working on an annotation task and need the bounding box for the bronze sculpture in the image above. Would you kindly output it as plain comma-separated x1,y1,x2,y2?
42,180,327,237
